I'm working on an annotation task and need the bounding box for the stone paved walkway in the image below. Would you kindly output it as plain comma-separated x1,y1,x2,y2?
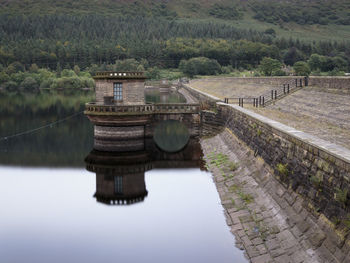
190,79,274,99
189,80,350,150
201,129,350,263
251,87,350,150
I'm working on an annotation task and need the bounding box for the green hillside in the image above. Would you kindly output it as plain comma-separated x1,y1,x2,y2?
2,0,350,24
0,0,349,79
0,0,349,42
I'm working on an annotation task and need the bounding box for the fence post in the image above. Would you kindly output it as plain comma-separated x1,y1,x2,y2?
287,84,290,93
300,79,302,87
259,96,261,106
271,90,274,100
295,79,298,87
262,96,265,107
283,84,286,94
242,98,244,108
274,90,277,99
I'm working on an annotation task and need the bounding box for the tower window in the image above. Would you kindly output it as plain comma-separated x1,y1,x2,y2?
113,83,123,101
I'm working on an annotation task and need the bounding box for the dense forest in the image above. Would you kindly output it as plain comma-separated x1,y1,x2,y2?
0,0,349,86
250,0,350,25
1,0,349,26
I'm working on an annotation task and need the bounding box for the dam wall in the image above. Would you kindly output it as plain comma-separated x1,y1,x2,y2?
183,83,350,251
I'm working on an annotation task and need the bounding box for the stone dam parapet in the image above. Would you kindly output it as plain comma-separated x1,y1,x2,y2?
183,83,350,252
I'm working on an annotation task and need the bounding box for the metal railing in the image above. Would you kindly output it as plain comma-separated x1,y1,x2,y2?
224,78,307,108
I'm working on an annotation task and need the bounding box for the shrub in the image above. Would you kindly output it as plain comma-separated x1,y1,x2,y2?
29,63,39,73
60,69,77,78
180,57,221,77
114,59,144,71
51,76,82,89
221,65,234,74
293,61,311,76
80,77,95,89
8,61,25,72
40,78,55,89
21,77,39,90
146,67,161,80
0,72,9,84
274,69,287,76
10,72,30,85
276,163,288,176
73,65,80,75
259,57,282,76
3,81,18,91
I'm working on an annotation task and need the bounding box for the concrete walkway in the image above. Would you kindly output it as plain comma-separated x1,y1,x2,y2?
201,129,349,263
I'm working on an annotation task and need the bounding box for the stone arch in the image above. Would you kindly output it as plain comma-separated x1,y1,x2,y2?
145,113,200,138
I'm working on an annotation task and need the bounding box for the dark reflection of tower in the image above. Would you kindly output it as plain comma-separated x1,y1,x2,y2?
85,138,205,206
85,150,151,205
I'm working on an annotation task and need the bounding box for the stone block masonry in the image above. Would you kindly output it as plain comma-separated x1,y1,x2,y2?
182,83,350,262
219,103,350,226
309,77,350,93
202,131,350,262
200,110,225,137
95,79,145,105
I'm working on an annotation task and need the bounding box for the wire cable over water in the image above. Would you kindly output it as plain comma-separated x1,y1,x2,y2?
0,111,84,142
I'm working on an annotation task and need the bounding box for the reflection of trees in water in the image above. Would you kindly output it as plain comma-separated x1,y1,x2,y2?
0,114,93,167
153,120,190,153
0,90,94,167
145,90,186,104
0,90,94,116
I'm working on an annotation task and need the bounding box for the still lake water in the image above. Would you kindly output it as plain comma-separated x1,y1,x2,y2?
0,90,246,263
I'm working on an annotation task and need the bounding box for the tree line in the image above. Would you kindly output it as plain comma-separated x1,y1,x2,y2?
0,15,349,71
0,15,349,88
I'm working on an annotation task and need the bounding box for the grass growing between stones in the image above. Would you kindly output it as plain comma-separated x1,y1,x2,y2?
335,188,348,205
204,142,279,247
310,175,323,188
208,151,239,172
228,161,239,171
238,191,254,204
276,163,289,176
343,215,350,229
209,152,229,168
